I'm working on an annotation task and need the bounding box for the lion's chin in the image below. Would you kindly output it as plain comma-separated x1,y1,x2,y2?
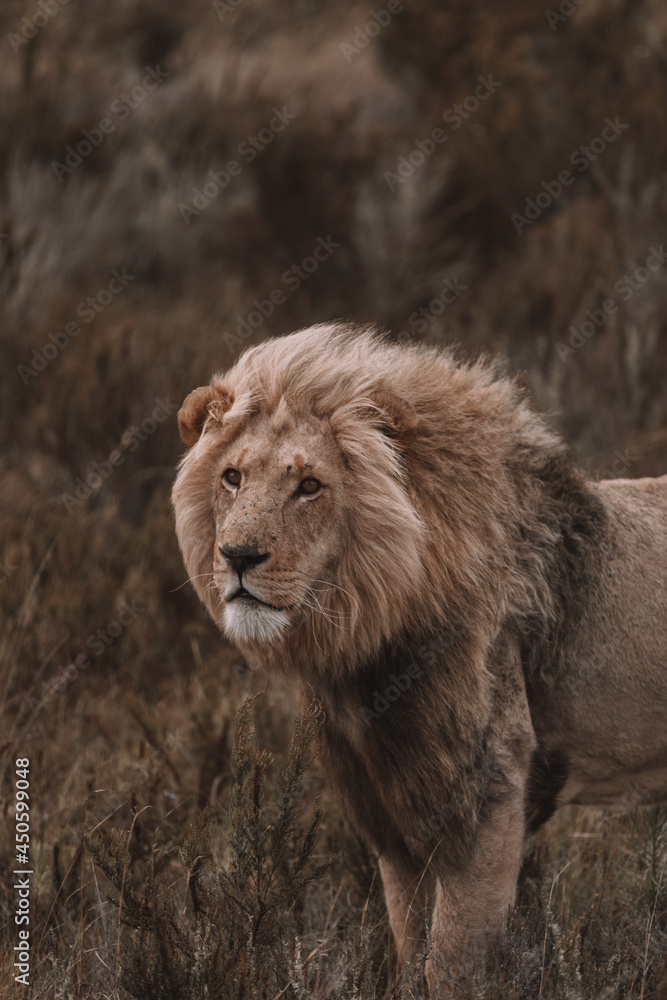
223,599,291,645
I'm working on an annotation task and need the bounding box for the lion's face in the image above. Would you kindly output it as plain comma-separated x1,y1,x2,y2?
207,410,349,644
172,327,428,672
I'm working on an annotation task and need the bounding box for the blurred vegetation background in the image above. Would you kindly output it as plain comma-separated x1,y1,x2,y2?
1,0,666,996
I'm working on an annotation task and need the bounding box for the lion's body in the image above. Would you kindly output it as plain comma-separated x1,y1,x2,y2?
172,324,667,987
546,476,667,807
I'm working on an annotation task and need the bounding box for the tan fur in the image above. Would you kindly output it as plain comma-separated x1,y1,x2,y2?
172,323,667,990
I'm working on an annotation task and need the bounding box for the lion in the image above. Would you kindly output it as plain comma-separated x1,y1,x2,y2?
171,322,667,990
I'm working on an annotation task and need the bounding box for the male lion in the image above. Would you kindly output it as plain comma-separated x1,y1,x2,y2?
172,323,667,989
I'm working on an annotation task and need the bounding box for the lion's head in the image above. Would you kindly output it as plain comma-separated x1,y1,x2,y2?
172,323,560,676
172,325,430,672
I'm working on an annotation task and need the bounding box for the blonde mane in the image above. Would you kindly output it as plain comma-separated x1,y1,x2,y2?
174,323,596,680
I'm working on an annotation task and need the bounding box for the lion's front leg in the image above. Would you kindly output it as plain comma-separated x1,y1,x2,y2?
377,852,433,966
425,791,527,991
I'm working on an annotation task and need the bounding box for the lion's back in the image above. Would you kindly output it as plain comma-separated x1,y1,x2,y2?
551,472,667,803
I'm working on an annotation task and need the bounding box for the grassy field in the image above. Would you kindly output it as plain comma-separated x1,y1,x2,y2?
1,0,666,996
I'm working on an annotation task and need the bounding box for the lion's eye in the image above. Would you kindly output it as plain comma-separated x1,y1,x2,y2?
299,477,322,496
223,468,241,487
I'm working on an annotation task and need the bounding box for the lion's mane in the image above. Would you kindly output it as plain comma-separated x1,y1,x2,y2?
174,323,604,677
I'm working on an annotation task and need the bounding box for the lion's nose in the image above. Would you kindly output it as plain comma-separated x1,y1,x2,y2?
220,544,270,579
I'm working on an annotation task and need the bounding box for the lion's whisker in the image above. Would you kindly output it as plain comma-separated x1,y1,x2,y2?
304,587,353,623
304,600,350,620
301,595,350,630
301,576,361,615
301,603,346,629
169,572,214,593
310,616,324,656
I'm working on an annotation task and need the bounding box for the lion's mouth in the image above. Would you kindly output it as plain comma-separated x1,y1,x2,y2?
228,586,288,613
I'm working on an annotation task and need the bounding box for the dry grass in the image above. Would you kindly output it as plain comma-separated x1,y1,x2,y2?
1,0,666,996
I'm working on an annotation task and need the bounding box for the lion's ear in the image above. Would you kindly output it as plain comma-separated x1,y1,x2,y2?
370,390,418,448
177,385,233,447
